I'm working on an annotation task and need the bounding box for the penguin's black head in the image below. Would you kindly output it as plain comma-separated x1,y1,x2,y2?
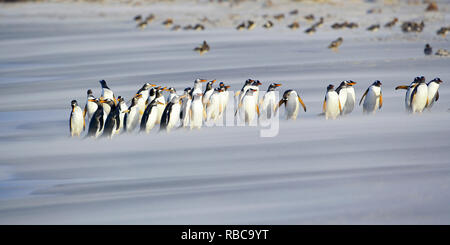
245,79,254,86
346,80,357,86
425,44,431,48
268,83,281,91
373,80,382,87
327,84,334,91
432,78,443,84
339,81,347,87
99,80,109,89
71,100,77,107
87,89,93,95
252,80,262,86
206,80,216,90
168,87,176,93
117,96,123,102
283,89,293,99
219,82,225,88
184,87,192,92
420,76,426,83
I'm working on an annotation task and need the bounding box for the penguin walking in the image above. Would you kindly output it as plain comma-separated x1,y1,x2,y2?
410,78,428,113
140,90,165,134
135,83,155,124
181,87,192,128
155,87,167,124
235,79,255,119
83,89,98,123
218,82,231,118
160,95,183,132
323,84,341,120
206,88,222,122
70,100,85,137
276,89,306,120
167,87,178,102
99,80,116,103
190,93,205,129
260,83,282,119
342,80,357,115
103,97,127,139
125,95,142,133
395,77,421,112
116,96,129,135
202,79,216,109
360,80,383,114
335,81,348,115
427,77,443,109
424,44,433,56
191,78,207,96
86,99,105,138
236,88,260,124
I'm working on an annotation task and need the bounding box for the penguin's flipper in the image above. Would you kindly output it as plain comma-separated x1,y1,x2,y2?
379,92,383,109
436,91,439,101
83,117,86,131
338,100,342,113
323,97,327,113
203,108,207,120
235,91,241,97
124,113,128,132
410,86,419,105
99,116,104,131
256,104,260,116
69,114,73,135
359,88,369,106
83,105,87,119
274,99,284,113
235,102,243,116
395,85,409,90
298,96,307,112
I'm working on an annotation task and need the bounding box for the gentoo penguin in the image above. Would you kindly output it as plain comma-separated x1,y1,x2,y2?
384,17,398,28
235,79,254,102
194,41,210,55
167,87,178,102
367,24,380,32
162,18,173,27
155,87,167,124
202,79,216,108
323,84,341,119
426,77,443,109
263,20,274,29
103,97,127,138
341,80,357,115
99,80,116,104
190,93,205,129
335,81,348,115
236,22,246,31
410,78,428,113
181,87,192,128
395,77,421,112
140,89,165,133
83,89,98,122
360,80,383,114
160,95,183,132
124,95,142,133
147,86,160,105
218,82,230,117
206,87,221,122
288,21,300,30
236,88,260,124
424,44,432,56
101,98,115,120
260,83,282,119
191,78,207,96
136,83,155,104
70,100,84,137
277,89,306,120
247,20,256,30
250,80,262,102
86,99,105,138
305,26,316,34
117,96,129,135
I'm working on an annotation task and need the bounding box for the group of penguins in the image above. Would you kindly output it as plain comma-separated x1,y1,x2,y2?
69,76,444,138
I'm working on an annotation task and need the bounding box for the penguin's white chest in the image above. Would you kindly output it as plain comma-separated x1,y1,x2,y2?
191,99,203,129
427,83,440,108
344,87,355,114
338,88,348,110
325,91,340,119
411,84,428,113
285,93,299,120
167,103,181,130
243,95,257,123
86,101,98,120
71,107,84,136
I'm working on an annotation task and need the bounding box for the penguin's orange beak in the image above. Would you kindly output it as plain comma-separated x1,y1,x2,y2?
88,99,96,102
211,79,216,83
274,83,282,87
200,79,207,83
225,85,231,89
347,82,356,86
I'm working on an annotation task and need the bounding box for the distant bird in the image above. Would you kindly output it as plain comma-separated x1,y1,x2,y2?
305,14,315,22
263,20,274,29
276,89,306,120
236,22,246,31
427,77,443,109
194,40,210,55
183,24,193,30
323,84,341,120
260,83,282,119
145,14,155,23
328,37,343,51
162,18,173,27
288,21,300,30
70,100,85,137
171,25,181,31
331,22,346,30
384,17,398,28
313,17,324,28
436,27,449,37
435,49,450,56
194,24,205,31
290,9,299,15
360,80,383,114
402,21,424,33
346,22,359,29
134,15,142,22
424,44,433,56
137,21,147,29
367,24,380,32
247,20,256,30
426,2,438,12
274,14,285,21
305,26,316,34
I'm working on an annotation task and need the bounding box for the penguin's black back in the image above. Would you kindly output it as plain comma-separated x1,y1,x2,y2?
140,100,157,131
159,102,174,131
87,106,104,137
103,107,120,137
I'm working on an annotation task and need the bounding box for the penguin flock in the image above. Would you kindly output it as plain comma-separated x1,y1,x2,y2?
70,77,444,138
